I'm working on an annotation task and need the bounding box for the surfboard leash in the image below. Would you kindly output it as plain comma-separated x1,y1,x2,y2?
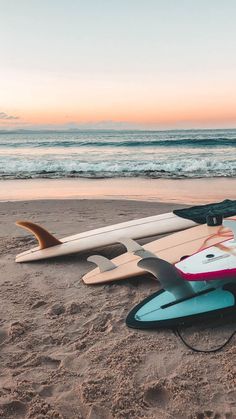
173,327,236,353
197,225,233,253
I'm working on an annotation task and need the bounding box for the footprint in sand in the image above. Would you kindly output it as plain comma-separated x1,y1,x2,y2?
0,328,8,345
86,404,113,419
212,390,236,406
195,411,235,419
0,400,27,418
85,312,114,333
25,355,61,370
136,350,182,382
60,352,89,374
46,303,65,317
38,384,55,398
143,380,169,408
12,355,61,383
8,322,26,338
31,300,47,309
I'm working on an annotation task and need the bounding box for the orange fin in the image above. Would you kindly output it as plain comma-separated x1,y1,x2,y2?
16,221,62,249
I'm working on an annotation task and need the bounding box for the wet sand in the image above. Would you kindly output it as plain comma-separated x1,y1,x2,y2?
0,177,236,204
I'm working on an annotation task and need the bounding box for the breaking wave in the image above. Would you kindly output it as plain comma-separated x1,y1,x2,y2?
0,156,235,179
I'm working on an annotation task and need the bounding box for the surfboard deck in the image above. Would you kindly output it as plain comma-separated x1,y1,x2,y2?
176,237,236,282
126,281,236,329
15,212,196,263
83,222,234,284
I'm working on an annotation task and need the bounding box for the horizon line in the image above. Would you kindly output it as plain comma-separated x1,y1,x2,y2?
1,127,236,133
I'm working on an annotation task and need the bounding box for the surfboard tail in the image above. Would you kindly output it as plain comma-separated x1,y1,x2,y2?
16,221,62,250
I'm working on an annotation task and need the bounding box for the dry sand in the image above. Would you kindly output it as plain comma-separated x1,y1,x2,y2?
0,199,235,419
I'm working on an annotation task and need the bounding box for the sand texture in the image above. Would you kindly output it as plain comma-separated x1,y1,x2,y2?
0,199,235,419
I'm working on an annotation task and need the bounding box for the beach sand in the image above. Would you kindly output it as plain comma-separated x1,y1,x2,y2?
0,199,235,419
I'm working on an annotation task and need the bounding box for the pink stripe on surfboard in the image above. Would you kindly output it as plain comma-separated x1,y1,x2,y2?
178,268,236,282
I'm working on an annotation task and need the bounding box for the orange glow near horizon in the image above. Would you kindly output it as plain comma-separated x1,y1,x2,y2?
1,70,236,129
12,102,236,129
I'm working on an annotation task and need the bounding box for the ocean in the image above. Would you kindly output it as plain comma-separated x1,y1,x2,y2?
0,129,235,180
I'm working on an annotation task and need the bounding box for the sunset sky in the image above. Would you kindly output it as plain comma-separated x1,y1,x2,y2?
1,0,236,130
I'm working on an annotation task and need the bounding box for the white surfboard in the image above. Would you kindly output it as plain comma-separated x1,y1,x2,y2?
15,212,196,262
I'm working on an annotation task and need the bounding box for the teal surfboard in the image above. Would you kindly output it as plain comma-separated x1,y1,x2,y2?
126,281,236,329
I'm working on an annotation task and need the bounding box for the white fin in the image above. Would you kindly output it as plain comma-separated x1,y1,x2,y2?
119,237,156,258
87,255,116,273
138,257,194,299
223,220,236,242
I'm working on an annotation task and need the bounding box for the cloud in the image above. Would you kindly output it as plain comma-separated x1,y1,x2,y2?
0,112,19,120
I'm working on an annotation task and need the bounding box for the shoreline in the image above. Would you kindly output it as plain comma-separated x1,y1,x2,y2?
0,177,235,204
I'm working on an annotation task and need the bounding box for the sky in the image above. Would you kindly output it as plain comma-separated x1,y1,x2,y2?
1,0,236,130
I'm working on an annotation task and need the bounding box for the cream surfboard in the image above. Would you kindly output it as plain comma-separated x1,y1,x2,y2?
15,212,196,263
82,221,234,284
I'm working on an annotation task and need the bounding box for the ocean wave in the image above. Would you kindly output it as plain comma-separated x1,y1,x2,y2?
0,129,236,149
0,156,235,179
0,137,236,148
